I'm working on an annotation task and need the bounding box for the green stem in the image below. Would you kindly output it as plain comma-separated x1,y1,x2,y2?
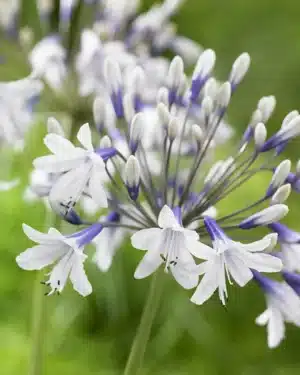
124,271,164,375
29,213,62,375
29,271,47,375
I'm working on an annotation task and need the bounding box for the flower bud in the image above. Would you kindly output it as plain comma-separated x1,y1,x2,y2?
167,117,179,140
47,117,64,136
216,82,231,108
123,92,135,124
125,155,140,200
157,103,171,127
99,135,112,149
93,97,106,132
257,95,276,123
229,53,251,86
191,124,204,144
254,122,267,149
167,55,184,89
282,110,299,128
156,87,169,106
239,204,289,229
104,58,122,94
267,160,291,196
271,184,291,205
130,113,144,153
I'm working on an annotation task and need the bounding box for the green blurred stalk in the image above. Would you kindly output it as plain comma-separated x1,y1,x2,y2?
29,271,47,375
124,270,164,375
29,213,61,375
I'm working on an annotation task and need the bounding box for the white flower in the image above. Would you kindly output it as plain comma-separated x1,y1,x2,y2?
16,223,99,296
269,223,300,272
191,217,282,305
131,205,203,289
34,123,109,217
29,36,67,90
254,272,300,348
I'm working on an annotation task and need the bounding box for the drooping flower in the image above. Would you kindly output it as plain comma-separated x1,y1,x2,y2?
269,223,300,272
17,222,104,296
253,271,300,348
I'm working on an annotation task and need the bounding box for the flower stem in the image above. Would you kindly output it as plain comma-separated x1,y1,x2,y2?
29,213,61,375
29,271,47,375
124,270,164,375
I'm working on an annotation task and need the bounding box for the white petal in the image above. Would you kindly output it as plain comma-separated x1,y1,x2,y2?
77,123,93,151
16,244,67,270
187,239,214,260
171,250,199,289
44,133,76,156
238,234,275,252
134,250,163,279
22,223,61,244
190,261,219,305
70,253,92,296
240,251,282,273
48,251,73,293
131,228,162,250
267,307,285,348
0,179,19,191
183,228,199,241
225,251,253,287
33,155,83,173
255,309,270,326
158,205,180,229
88,166,108,208
94,245,114,272
49,162,91,212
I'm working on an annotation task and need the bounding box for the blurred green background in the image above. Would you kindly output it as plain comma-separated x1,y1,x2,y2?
1,0,300,374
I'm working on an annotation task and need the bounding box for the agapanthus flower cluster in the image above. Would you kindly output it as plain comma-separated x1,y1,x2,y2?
3,0,300,351
14,44,300,349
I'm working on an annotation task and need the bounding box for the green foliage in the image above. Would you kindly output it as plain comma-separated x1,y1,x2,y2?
1,1,300,374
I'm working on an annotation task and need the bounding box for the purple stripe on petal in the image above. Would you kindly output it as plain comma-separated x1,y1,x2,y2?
172,206,182,225
282,271,300,295
203,217,225,241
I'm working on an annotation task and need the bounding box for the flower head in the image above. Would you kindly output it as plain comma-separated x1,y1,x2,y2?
253,271,300,348
17,222,103,296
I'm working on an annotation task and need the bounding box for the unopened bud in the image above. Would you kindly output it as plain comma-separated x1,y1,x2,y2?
47,117,64,136
125,155,140,200
254,122,267,149
156,87,169,106
167,55,184,89
123,92,135,124
167,117,179,140
201,96,213,117
99,135,112,148
191,124,204,144
216,82,231,108
267,160,291,196
271,184,291,204
93,97,106,131
131,66,146,96
249,109,262,128
239,204,289,229
104,58,122,93
282,110,300,129
229,52,251,86
157,103,171,127
203,77,218,99
257,95,276,123
193,49,216,79
130,113,144,153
